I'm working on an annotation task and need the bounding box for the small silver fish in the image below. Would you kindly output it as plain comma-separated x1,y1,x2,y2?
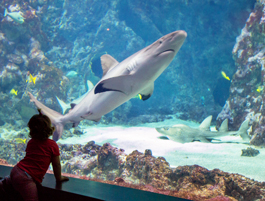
66,71,78,78
4,9,25,24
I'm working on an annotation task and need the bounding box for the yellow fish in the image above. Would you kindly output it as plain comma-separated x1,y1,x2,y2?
133,94,142,100
26,74,37,84
15,138,27,144
221,71,230,81
257,86,264,93
10,89,18,96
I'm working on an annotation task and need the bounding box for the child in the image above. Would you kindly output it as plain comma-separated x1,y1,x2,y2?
1,109,69,201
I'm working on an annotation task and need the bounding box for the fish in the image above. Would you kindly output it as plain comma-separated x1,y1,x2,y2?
14,138,26,144
26,74,37,84
131,94,142,100
66,71,78,78
28,30,187,141
135,94,142,100
4,9,25,24
10,89,18,96
221,71,230,81
155,115,250,143
256,86,263,93
56,80,94,114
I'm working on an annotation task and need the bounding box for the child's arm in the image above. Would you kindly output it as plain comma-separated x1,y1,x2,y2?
51,156,69,182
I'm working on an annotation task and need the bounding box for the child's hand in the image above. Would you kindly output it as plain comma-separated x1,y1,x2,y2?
56,176,69,183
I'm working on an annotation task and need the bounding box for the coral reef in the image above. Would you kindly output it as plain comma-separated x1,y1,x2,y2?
217,0,265,146
1,140,265,201
0,2,67,126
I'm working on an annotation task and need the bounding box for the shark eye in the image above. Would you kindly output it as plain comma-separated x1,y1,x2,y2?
164,127,169,130
159,40,162,44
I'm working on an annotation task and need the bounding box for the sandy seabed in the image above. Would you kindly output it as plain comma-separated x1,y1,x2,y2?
58,118,265,182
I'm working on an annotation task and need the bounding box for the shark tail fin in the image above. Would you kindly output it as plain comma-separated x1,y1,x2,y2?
199,115,212,131
28,92,65,141
56,96,70,114
53,122,64,141
237,119,250,140
4,9,8,17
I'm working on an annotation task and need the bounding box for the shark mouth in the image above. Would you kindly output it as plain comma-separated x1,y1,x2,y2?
157,49,175,56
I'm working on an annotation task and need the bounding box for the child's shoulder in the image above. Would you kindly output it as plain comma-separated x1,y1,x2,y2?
46,138,58,145
29,138,57,145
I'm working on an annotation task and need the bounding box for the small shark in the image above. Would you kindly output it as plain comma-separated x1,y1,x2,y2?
56,80,94,114
155,116,250,143
28,30,187,141
4,9,25,24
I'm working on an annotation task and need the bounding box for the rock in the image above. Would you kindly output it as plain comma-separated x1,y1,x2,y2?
241,147,260,157
217,1,265,146
97,143,126,171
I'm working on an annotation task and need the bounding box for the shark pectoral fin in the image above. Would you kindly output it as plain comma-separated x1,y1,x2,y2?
139,83,154,101
94,75,133,95
158,136,169,140
100,54,119,77
199,115,212,131
219,119,228,132
198,137,211,143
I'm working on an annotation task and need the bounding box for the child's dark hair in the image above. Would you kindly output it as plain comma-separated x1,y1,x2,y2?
27,109,54,140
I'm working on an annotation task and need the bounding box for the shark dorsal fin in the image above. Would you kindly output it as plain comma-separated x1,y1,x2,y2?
237,119,250,140
100,54,119,77
219,119,228,132
198,115,212,131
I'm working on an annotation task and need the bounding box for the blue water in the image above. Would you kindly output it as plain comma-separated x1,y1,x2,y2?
0,0,256,127
0,0,262,198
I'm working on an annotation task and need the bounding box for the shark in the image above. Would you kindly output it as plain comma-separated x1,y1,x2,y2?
28,30,187,141
56,80,94,114
155,115,250,143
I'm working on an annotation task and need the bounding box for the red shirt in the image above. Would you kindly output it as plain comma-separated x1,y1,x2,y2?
17,138,60,183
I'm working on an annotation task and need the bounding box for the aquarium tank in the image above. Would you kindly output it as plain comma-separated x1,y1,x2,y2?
1,0,265,200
